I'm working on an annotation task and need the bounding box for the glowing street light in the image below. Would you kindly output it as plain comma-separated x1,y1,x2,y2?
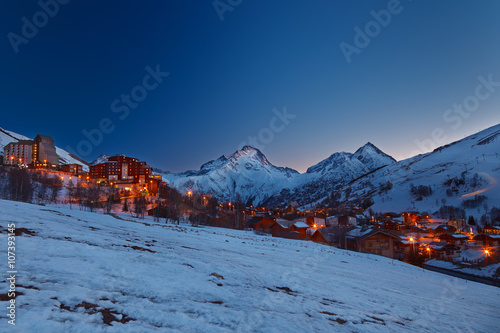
409,237,415,253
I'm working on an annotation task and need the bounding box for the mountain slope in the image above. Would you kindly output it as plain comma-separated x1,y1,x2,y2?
162,143,396,206
162,146,301,204
0,199,498,332
336,123,500,220
263,142,396,207
0,127,89,171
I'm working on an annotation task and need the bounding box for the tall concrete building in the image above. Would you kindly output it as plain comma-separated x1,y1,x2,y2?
34,134,59,166
3,140,35,166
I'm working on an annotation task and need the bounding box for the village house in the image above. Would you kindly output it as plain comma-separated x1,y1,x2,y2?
358,230,400,259
430,224,457,236
326,215,356,227
427,242,461,261
438,233,470,247
245,218,263,229
253,217,276,233
482,225,500,235
311,226,355,247
269,222,301,240
289,222,310,239
345,228,400,259
302,215,326,228
473,233,500,247
448,218,466,230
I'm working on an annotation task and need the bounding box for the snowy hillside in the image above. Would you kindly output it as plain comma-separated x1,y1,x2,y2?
338,123,500,221
0,127,89,171
91,154,111,165
162,146,302,204
0,199,498,332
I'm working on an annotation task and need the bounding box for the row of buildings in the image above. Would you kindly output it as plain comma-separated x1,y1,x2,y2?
3,134,59,168
244,213,499,263
2,134,162,193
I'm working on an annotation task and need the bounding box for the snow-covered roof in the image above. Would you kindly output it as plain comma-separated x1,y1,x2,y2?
346,227,374,238
292,222,309,228
475,233,500,239
440,233,469,239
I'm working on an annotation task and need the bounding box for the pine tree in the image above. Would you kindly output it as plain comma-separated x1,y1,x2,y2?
122,199,129,212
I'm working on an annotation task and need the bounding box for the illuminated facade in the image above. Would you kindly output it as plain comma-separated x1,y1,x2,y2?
89,155,155,185
3,134,59,168
3,140,35,166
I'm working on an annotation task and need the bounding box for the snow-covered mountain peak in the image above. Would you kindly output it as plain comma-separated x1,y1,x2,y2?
353,142,396,169
229,146,271,166
306,152,352,174
91,154,111,165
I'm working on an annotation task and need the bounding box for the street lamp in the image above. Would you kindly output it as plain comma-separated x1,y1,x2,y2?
426,247,431,258
409,237,415,253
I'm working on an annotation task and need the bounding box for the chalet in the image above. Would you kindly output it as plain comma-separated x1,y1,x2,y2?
289,222,310,239
355,214,369,225
482,226,500,235
438,233,470,246
432,224,457,236
305,216,326,228
355,229,400,259
473,234,500,247
383,212,400,219
270,222,301,240
284,204,296,214
253,218,275,233
427,242,460,260
381,219,401,230
311,226,355,247
326,215,356,227
245,218,263,229
311,229,329,244
270,222,288,237
448,219,466,230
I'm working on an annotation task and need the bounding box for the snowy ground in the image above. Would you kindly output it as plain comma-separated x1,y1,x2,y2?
426,259,500,279
0,199,499,332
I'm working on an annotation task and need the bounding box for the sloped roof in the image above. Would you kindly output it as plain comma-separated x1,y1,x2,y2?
292,222,309,229
35,134,54,143
439,233,469,239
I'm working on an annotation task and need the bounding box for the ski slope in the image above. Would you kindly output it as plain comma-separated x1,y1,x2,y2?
0,199,498,332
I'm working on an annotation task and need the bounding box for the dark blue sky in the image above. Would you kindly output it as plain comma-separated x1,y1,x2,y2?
1,1,499,173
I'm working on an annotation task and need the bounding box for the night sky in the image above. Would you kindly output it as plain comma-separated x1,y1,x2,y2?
1,1,499,173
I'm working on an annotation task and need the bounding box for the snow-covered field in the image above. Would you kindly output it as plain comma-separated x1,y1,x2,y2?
0,199,499,332
426,259,500,279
